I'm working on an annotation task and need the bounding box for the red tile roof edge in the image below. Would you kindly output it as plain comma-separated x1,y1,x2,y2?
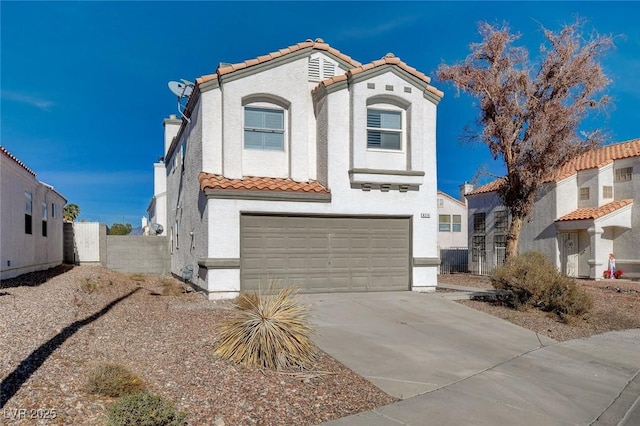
198,172,330,194
556,199,634,222
0,145,36,177
467,138,640,196
314,54,443,98
195,39,361,85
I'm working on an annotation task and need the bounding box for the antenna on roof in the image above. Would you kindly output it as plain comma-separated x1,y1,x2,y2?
168,79,194,123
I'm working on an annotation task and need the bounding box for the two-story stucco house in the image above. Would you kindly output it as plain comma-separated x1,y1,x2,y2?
466,139,639,279
153,39,443,299
1,145,67,279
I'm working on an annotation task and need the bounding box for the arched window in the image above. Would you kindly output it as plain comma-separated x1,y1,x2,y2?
242,95,290,152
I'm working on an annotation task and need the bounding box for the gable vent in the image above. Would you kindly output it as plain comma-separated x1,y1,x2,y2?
309,57,337,82
308,57,321,80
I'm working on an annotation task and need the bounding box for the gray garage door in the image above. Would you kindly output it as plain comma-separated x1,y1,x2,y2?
240,215,410,293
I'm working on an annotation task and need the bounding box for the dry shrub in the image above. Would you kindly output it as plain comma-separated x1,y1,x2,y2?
129,273,146,282
491,251,592,323
105,391,186,426
214,284,315,370
81,278,99,293
160,278,184,296
86,363,145,397
234,291,260,310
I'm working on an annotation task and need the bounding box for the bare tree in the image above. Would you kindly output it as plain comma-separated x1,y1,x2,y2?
438,20,613,259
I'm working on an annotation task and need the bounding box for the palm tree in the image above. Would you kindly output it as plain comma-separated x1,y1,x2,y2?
63,203,80,222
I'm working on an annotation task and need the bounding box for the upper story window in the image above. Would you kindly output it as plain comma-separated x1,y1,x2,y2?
52,203,58,218
437,198,444,208
367,108,402,150
603,185,613,199
495,210,508,234
579,187,590,201
25,192,33,235
473,212,486,235
244,106,285,151
452,215,462,232
615,167,632,182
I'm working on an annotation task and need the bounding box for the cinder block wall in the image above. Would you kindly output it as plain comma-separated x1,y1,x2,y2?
106,236,170,274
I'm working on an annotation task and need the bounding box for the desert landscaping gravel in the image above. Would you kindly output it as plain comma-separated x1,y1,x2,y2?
439,273,640,342
1,266,395,425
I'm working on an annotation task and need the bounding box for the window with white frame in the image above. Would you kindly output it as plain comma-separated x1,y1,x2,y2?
615,167,632,182
367,108,402,150
603,185,613,199
244,107,285,151
437,198,444,208
25,192,33,234
52,203,58,218
452,215,462,232
42,202,48,237
439,215,451,232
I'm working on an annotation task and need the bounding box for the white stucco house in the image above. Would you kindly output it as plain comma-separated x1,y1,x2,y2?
437,189,468,249
153,39,444,299
466,138,639,279
1,145,67,279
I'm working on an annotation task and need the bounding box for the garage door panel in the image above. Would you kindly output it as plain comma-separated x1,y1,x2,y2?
241,215,409,293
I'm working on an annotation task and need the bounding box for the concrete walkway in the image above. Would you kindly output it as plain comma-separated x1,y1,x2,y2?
302,292,640,426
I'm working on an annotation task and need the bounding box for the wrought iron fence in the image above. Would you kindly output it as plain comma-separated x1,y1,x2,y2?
439,248,469,274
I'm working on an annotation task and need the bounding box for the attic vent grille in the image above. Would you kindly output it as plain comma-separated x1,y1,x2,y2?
309,57,337,81
309,57,321,80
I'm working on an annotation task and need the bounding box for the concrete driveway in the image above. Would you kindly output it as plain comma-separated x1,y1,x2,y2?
302,292,640,425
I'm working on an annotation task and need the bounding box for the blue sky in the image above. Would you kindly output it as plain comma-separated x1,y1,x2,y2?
2,1,639,226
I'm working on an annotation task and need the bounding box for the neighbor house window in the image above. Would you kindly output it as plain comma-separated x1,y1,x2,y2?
52,203,58,218
495,210,508,233
615,167,632,182
42,202,48,237
494,234,507,267
452,215,462,232
603,185,613,199
472,213,486,263
367,109,402,150
244,107,284,150
473,213,486,235
438,198,444,208
579,187,590,201
439,215,451,232
25,192,33,234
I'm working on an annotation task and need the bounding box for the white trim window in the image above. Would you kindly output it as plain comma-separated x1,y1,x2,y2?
42,202,48,237
439,214,451,232
244,107,285,151
367,108,402,150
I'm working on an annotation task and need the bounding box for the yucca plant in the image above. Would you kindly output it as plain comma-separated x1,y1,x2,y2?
214,284,315,370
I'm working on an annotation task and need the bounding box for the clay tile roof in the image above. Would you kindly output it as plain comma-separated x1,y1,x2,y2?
198,172,330,194
0,145,36,177
316,55,443,98
209,40,360,80
467,138,640,196
556,199,634,221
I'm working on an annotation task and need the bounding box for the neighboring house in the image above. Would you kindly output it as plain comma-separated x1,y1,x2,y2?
466,139,639,279
153,39,444,299
437,189,468,249
437,188,469,274
0,145,66,279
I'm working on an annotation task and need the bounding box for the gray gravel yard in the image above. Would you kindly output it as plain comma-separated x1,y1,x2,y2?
0,266,395,425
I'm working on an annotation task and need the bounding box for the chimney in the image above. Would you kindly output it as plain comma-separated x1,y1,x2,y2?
459,182,474,203
163,114,182,157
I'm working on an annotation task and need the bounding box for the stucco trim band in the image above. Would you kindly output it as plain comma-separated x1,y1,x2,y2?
349,168,425,176
204,189,331,203
198,258,241,269
413,257,440,266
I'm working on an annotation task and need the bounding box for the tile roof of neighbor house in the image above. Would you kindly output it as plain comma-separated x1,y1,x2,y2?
0,145,36,177
468,138,640,195
195,38,362,85
556,199,634,221
198,172,330,194
316,53,444,98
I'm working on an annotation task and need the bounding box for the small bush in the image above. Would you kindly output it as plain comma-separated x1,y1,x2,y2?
234,291,260,310
160,278,184,296
105,391,186,426
129,273,147,282
491,251,592,322
86,363,145,397
81,278,99,293
214,284,315,370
